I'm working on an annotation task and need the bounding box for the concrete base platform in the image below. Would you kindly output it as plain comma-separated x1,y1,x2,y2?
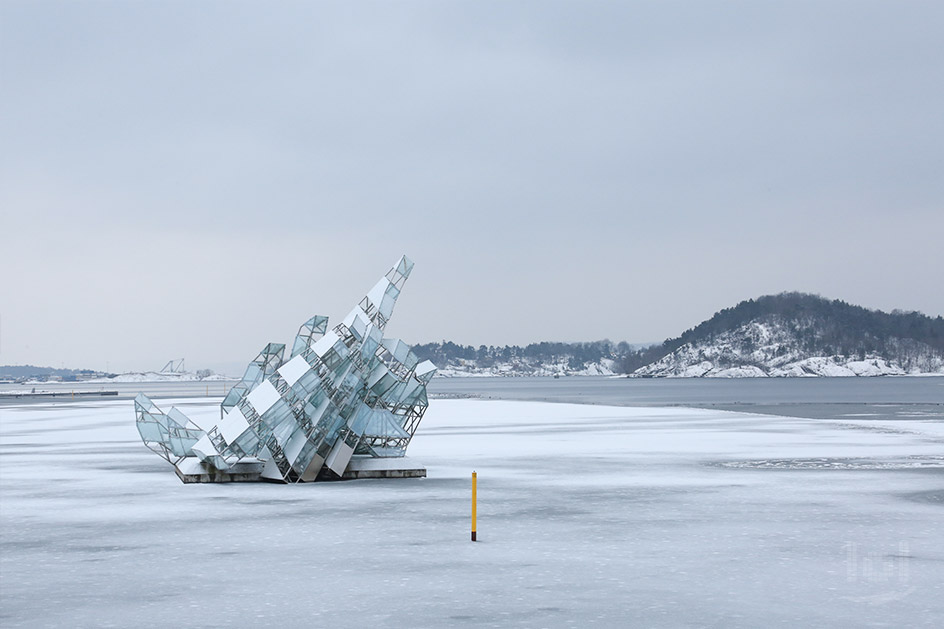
174,457,264,483
341,457,427,480
172,456,425,483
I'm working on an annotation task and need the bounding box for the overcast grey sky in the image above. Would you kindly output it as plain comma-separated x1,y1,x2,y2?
1,1,942,374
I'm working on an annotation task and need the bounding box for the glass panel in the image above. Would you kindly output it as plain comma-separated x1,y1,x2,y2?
135,256,438,482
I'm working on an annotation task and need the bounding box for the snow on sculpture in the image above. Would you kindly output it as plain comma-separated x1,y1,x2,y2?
134,255,436,483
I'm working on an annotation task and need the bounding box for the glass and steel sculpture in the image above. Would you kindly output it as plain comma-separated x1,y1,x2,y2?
134,255,436,483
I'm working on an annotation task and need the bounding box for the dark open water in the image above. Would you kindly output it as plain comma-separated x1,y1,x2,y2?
2,376,942,421
428,376,944,421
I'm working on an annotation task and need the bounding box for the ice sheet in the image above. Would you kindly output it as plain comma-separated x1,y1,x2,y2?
1,399,942,627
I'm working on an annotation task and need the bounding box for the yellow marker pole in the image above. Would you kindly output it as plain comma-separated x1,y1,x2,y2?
471,471,477,542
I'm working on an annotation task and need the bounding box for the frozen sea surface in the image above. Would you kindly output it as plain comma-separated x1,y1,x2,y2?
1,398,942,627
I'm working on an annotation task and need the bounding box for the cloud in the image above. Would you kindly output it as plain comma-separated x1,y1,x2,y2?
2,1,942,371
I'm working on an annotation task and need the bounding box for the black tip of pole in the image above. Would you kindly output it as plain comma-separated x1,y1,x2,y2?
471,531,477,542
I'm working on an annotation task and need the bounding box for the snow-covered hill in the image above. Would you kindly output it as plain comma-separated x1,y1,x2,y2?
632,316,944,378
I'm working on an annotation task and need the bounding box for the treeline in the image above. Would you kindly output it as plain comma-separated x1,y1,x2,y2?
412,340,634,370
0,365,101,379
617,292,944,372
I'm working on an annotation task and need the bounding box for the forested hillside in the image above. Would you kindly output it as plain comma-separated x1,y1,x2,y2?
624,293,944,377
415,293,944,377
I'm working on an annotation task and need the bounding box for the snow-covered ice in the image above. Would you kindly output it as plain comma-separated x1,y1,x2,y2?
1,398,942,627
